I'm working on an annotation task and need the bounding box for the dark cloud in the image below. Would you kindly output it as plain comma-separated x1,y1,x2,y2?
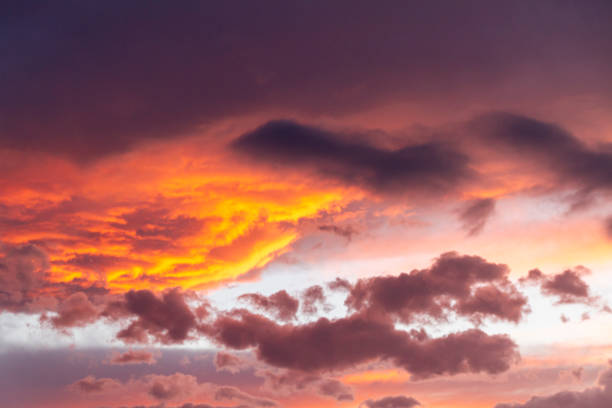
495,361,612,408
345,252,528,324
470,112,612,199
232,120,473,196
238,290,299,322
4,1,611,161
458,198,496,236
360,395,421,408
318,224,357,241
206,310,519,377
111,288,198,343
522,268,595,305
109,350,157,365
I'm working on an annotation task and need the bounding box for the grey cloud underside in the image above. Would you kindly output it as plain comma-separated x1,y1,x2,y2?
231,120,473,195
471,112,612,195
231,112,612,213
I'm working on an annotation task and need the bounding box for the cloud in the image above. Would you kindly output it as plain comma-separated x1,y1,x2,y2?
70,371,277,407
360,395,421,408
470,112,612,201
495,361,612,408
147,372,200,400
605,216,612,239
238,290,299,321
345,252,528,324
206,310,518,377
231,120,473,196
458,198,496,236
4,2,611,161
328,277,353,292
521,268,596,305
50,291,99,328
110,289,199,344
318,224,357,241
317,378,354,401
214,352,247,374
258,369,353,401
301,285,327,315
0,242,51,312
70,375,120,393
114,208,204,238
109,350,158,365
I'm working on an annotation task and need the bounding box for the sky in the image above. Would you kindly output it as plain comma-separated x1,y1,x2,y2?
2,1,612,407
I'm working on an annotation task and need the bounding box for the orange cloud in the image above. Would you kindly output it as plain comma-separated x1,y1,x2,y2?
1,139,354,293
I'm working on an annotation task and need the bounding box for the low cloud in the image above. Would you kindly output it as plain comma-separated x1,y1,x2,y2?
495,361,612,408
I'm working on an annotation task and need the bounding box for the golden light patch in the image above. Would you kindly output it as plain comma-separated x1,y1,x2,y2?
2,141,354,293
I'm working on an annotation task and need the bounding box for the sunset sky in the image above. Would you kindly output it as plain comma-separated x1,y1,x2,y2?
2,2,612,408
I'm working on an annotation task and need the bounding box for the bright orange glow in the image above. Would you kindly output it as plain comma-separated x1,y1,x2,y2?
343,369,411,384
1,140,356,292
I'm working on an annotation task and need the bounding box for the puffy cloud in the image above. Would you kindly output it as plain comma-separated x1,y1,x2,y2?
232,120,473,196
206,310,518,377
109,350,158,365
495,361,612,408
238,290,299,321
360,395,421,408
346,252,528,323
111,289,198,344
522,268,595,305
458,198,496,236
